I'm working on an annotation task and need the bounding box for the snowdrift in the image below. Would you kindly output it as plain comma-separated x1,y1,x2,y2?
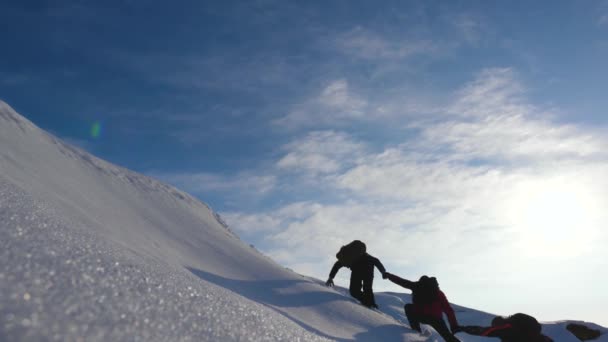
1,100,605,341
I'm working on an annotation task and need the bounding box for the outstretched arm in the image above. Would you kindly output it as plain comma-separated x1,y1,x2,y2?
460,324,513,338
439,291,459,332
371,256,387,277
328,261,343,280
385,272,415,290
459,326,488,336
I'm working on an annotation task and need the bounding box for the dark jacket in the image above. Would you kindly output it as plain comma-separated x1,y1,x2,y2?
386,273,458,330
461,325,553,342
461,317,554,342
329,253,386,279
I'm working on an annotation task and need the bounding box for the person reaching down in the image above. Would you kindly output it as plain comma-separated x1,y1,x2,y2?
326,240,387,308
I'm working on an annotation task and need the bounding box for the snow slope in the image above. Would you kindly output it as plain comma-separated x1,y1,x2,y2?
0,100,606,341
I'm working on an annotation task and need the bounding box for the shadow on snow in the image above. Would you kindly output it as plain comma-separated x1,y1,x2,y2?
186,267,413,341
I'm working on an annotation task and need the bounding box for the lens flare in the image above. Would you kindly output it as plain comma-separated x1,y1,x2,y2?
91,122,102,138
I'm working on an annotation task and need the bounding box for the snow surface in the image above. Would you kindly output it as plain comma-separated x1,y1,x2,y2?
0,99,606,341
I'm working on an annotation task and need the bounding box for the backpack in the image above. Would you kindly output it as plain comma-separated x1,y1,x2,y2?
336,240,366,267
506,313,543,339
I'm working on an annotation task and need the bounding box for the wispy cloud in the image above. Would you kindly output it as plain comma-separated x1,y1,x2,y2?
449,13,484,45
427,68,607,162
448,68,528,118
422,115,603,163
277,130,367,175
274,79,368,129
223,201,322,236
335,150,500,202
318,80,366,111
155,171,277,197
333,27,439,60
336,68,608,202
221,67,608,316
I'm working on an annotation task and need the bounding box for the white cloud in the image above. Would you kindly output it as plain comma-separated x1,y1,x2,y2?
336,69,608,203
277,130,367,175
336,151,504,202
274,79,441,131
422,115,603,162
318,79,365,111
430,68,607,162
448,68,528,118
334,27,438,60
221,67,608,319
156,172,277,196
223,201,323,236
450,14,484,45
274,79,367,129
260,202,430,276
221,212,283,235
240,194,519,284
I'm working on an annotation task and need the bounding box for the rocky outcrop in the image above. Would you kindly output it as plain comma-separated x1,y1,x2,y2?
567,323,602,341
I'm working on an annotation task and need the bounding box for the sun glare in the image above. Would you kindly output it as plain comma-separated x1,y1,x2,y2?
507,178,601,257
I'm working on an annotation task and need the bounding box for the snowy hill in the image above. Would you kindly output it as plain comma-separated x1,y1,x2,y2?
0,100,606,341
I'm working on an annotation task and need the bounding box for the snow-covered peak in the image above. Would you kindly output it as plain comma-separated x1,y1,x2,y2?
0,101,404,341
1,101,606,341
0,100,39,132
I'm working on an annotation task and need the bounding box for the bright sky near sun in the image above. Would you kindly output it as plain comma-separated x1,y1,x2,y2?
2,1,608,325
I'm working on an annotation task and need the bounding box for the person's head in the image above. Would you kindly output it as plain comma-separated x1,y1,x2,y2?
418,276,440,288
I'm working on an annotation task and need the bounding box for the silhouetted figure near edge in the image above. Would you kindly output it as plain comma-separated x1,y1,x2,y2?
325,241,386,308
385,272,461,342
459,313,554,342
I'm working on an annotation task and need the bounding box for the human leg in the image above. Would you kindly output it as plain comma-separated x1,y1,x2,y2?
404,304,422,332
422,317,460,342
361,275,376,307
349,272,364,303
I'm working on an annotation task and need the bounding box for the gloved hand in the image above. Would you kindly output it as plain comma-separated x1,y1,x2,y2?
382,272,388,279
325,278,334,287
451,325,462,334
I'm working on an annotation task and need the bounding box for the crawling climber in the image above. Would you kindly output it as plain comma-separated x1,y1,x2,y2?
385,272,461,342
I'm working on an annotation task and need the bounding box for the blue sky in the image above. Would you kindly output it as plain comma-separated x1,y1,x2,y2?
3,0,608,325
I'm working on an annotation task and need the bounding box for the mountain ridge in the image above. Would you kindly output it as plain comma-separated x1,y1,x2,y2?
1,100,605,341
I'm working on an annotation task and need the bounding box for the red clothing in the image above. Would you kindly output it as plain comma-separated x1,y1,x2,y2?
386,273,459,329
462,323,554,342
413,290,458,328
